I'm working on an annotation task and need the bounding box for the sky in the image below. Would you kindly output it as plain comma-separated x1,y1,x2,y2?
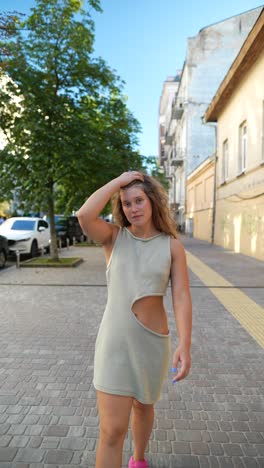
1,0,264,156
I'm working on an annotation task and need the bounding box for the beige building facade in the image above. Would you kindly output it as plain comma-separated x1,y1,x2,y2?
205,8,264,260
186,156,215,241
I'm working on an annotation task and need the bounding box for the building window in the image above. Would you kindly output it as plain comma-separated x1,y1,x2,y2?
238,121,247,173
222,139,228,182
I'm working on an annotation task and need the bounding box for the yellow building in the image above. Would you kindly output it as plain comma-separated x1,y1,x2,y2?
205,8,264,260
0,201,9,217
186,156,215,241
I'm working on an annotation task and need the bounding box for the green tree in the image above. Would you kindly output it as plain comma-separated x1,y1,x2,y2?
54,92,142,213
0,10,24,48
0,0,142,260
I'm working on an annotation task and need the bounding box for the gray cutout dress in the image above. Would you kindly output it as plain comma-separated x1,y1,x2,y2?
93,226,172,404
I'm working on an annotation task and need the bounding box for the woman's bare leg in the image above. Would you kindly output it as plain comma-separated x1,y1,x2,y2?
131,399,154,461
96,391,133,468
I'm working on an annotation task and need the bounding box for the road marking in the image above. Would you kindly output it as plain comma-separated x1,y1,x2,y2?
186,251,264,349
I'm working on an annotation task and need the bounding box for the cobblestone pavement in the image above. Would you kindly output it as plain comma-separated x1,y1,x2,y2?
0,237,264,468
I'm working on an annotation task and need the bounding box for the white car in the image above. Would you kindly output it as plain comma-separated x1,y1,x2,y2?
0,217,51,257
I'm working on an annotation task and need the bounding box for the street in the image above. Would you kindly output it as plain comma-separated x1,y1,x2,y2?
0,236,263,468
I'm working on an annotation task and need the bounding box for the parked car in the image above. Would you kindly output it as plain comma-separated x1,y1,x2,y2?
54,215,68,246
66,215,86,244
44,215,85,246
0,217,50,257
0,235,9,268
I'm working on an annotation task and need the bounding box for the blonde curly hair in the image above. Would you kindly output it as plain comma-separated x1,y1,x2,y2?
112,173,178,238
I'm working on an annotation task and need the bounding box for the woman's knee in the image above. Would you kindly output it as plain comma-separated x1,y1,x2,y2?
99,422,127,446
133,399,154,415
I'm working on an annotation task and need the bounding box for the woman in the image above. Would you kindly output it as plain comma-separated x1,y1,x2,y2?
77,171,192,468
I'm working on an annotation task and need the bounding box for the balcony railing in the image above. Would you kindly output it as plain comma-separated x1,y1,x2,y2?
170,149,184,167
171,105,184,120
165,135,173,145
164,165,172,179
170,202,180,211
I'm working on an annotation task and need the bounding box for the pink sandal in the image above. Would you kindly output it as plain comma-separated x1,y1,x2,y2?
128,455,148,468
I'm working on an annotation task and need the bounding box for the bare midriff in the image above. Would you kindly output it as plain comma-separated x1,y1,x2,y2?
132,296,169,335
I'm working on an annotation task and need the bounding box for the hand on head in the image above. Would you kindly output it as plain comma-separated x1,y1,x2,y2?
118,171,144,188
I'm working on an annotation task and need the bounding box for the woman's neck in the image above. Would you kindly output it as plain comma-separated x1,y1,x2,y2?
128,223,160,238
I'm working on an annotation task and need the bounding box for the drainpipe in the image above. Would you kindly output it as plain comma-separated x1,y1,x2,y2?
211,123,218,244
173,173,176,205
201,116,218,244
173,173,177,226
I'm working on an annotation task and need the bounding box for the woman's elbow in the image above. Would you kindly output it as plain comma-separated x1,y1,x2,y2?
77,209,90,223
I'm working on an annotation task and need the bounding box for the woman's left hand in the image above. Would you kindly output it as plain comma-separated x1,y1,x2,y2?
172,345,191,383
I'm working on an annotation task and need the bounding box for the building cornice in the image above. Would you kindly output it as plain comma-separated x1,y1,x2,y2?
187,155,215,183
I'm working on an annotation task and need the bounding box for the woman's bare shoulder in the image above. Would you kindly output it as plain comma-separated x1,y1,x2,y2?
170,236,186,260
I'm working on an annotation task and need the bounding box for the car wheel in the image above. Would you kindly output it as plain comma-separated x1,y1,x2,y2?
30,240,38,258
0,249,6,268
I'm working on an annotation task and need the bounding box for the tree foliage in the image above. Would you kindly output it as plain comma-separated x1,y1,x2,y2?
0,0,142,259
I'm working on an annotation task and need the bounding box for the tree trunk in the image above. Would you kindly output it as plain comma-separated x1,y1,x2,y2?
47,189,59,261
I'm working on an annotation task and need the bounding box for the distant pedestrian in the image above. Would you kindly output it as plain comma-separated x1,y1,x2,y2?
77,171,192,468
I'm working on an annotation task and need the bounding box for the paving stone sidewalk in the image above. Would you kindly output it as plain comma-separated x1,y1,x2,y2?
0,239,264,468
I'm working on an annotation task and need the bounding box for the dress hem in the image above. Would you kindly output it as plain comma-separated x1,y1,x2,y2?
93,381,159,405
